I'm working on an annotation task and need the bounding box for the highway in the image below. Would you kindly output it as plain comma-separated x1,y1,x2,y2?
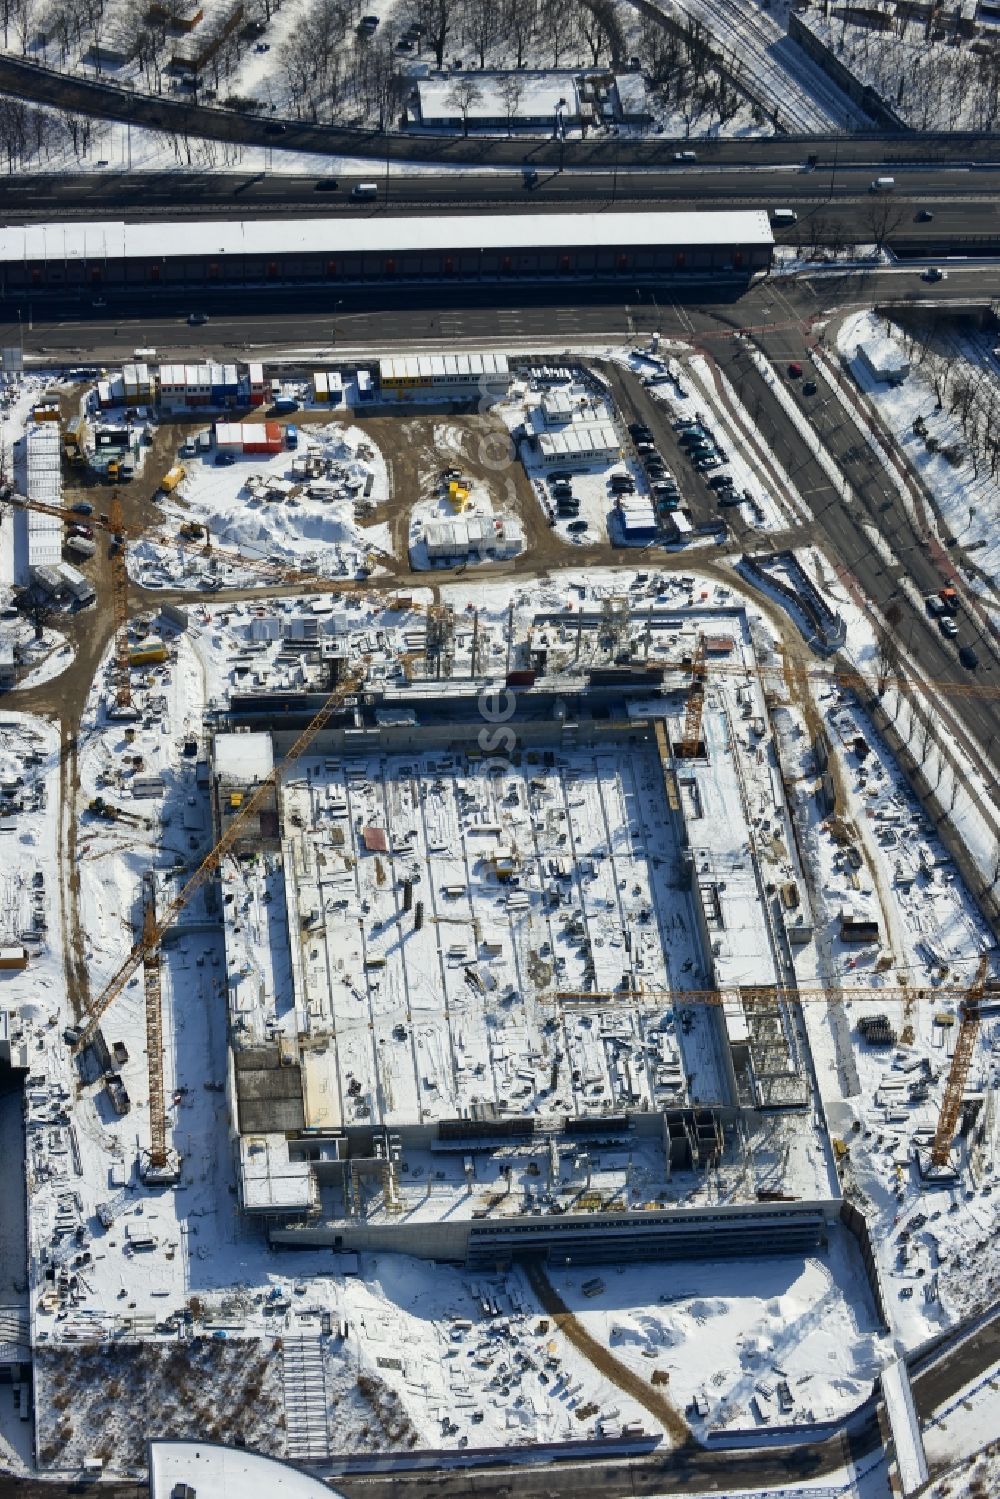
1,167,999,253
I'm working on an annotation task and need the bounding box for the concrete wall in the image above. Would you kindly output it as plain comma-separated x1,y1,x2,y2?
270,1198,836,1265
787,14,910,129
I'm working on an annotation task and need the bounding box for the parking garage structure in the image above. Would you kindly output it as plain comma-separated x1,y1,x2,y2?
0,211,774,298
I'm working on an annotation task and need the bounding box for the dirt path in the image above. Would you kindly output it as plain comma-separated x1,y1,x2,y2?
524,1259,689,1445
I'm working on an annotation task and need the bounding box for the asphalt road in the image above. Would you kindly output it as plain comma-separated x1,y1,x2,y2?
4,52,1000,172
1,167,999,253
5,263,1000,360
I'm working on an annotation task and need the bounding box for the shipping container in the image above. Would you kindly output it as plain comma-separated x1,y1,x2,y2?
57,561,96,603
160,464,186,493
129,644,168,666
65,536,97,560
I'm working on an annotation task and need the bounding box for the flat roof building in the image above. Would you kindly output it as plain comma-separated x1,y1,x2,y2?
0,212,773,296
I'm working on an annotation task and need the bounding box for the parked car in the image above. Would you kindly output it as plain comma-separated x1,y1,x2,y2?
71,501,94,515
939,616,959,638
547,470,573,483
925,594,947,617
68,523,93,539
959,645,979,670
718,491,742,507
567,519,589,533
679,428,710,446
787,362,803,378
708,474,734,490
215,452,236,466
673,419,699,431
695,455,722,470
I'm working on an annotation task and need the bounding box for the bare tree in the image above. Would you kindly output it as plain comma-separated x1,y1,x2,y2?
873,626,899,697
505,0,535,69
865,195,906,253
497,72,524,136
406,0,451,69
462,0,496,69
538,0,577,66
445,74,482,135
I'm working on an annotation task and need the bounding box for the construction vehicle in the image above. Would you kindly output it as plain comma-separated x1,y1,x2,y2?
930,954,990,1169
676,633,706,759
72,668,366,1076
550,981,985,1008
62,416,88,466
88,796,152,830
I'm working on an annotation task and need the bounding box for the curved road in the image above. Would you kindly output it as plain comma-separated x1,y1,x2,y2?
4,53,1000,170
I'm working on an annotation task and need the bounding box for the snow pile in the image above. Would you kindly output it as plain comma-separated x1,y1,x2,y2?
136,420,392,589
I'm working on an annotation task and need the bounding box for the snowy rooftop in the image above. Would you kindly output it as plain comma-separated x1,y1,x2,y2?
214,731,274,784
0,211,774,264
418,71,582,121
683,710,778,992
150,1441,346,1498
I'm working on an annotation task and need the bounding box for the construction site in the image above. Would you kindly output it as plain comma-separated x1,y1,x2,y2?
0,343,997,1486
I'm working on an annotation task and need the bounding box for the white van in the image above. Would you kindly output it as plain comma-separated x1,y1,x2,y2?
771,208,797,224
352,182,378,200
870,177,895,192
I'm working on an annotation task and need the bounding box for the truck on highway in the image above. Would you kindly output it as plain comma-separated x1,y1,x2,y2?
870,177,896,192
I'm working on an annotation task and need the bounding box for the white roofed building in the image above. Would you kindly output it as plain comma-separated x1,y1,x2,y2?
26,422,63,575
0,212,774,295
537,420,621,467
379,351,510,399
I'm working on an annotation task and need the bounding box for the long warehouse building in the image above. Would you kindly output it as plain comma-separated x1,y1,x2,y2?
0,211,773,296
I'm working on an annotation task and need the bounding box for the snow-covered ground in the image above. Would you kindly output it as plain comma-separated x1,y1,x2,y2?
648,0,872,131
796,11,1000,131
0,713,63,1018
552,1233,886,1433
136,419,392,589
836,310,1000,610
407,464,523,570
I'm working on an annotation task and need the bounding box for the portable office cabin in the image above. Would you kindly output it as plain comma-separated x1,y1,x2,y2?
242,422,283,454
248,362,268,407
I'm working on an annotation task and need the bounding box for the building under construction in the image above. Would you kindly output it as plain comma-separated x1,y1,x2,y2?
208,600,841,1266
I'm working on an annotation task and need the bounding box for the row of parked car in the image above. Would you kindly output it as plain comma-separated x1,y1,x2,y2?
547,473,588,534
627,423,682,510
671,417,745,505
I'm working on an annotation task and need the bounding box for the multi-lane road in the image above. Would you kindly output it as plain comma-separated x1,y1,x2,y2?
2,166,999,253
